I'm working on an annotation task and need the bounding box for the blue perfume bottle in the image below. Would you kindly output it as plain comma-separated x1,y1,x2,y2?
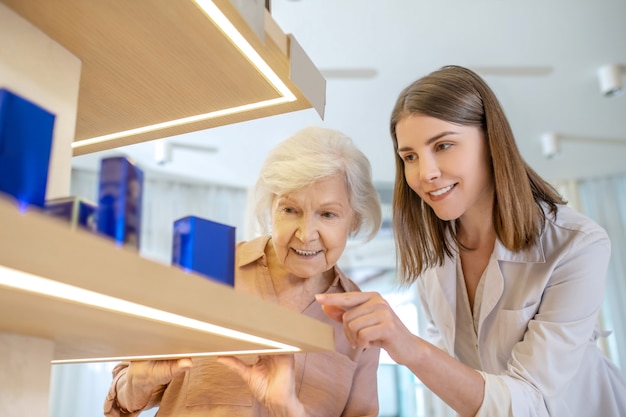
45,196,97,231
96,156,144,249
0,88,56,209
172,216,236,286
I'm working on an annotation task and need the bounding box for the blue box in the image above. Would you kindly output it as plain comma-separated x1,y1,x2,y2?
172,216,236,286
96,156,144,249
45,196,97,231
0,88,56,208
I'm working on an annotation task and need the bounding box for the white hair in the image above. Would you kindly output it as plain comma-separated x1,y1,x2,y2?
254,126,382,241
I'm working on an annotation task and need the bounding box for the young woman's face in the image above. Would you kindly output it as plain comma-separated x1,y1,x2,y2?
271,175,356,278
395,114,493,221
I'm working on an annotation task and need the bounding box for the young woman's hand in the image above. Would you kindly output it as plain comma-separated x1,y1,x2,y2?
316,292,418,366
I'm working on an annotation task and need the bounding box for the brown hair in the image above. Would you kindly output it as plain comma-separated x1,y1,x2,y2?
389,65,565,284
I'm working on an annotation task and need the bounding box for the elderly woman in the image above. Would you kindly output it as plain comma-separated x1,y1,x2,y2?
104,126,383,417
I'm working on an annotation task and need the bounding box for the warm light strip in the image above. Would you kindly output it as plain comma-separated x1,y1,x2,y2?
193,0,295,100
54,349,292,364
72,0,296,150
72,97,288,149
0,265,300,354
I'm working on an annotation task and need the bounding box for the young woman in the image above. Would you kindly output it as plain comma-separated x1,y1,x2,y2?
317,65,626,417
104,126,382,417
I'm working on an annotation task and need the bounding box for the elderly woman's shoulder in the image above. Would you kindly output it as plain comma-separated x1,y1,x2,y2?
335,266,366,293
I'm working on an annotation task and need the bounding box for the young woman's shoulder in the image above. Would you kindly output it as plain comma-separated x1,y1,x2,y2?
542,203,610,253
548,204,608,237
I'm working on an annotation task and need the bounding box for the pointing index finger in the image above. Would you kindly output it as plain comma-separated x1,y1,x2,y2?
314,292,372,309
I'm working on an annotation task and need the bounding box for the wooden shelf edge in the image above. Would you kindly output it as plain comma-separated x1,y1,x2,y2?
0,195,335,362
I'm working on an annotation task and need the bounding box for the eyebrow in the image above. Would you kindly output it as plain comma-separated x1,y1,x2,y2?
397,131,458,153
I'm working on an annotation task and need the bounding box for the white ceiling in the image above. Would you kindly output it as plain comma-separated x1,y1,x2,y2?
72,0,626,190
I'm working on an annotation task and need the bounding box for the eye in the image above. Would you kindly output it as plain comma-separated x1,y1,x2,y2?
435,142,452,152
320,211,337,219
279,206,297,214
400,153,416,163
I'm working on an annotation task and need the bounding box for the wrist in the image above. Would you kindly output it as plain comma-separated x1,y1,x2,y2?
268,398,307,417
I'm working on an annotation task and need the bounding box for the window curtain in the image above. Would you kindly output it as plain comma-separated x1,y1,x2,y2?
575,172,626,374
49,168,248,417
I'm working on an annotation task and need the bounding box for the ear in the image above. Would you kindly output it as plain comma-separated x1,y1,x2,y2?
350,213,360,232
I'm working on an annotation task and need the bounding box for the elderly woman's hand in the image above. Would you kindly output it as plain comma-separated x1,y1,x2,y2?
117,358,192,412
126,358,193,389
218,354,307,417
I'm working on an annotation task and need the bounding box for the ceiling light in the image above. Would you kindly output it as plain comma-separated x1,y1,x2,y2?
541,132,560,159
154,140,219,165
541,132,626,159
154,140,173,165
597,64,624,97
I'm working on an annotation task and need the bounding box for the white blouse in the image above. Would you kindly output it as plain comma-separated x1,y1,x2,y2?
417,204,626,416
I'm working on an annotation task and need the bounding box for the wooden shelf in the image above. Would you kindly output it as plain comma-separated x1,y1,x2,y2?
0,196,334,363
0,0,324,154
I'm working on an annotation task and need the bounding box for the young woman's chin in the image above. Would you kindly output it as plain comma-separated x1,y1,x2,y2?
430,206,463,222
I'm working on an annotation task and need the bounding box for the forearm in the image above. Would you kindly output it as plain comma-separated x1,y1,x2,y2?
403,336,484,417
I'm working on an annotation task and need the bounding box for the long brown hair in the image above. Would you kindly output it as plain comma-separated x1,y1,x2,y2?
389,65,565,285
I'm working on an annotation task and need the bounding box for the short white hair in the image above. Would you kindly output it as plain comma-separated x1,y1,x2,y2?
254,126,382,241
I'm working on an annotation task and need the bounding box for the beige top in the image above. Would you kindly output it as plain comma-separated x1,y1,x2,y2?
104,235,380,417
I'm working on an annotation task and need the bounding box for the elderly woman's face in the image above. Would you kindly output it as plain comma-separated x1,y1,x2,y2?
270,175,355,278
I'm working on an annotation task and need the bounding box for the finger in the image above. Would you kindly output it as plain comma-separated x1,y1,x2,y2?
341,302,392,348
343,324,359,349
160,359,194,381
315,292,373,309
354,326,385,350
321,304,346,322
340,295,389,323
216,356,247,377
175,358,193,371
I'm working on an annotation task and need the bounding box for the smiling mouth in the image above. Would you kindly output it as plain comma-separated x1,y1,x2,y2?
429,184,454,196
293,248,322,256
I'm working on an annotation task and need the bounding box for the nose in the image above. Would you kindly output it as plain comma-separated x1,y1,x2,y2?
295,215,319,242
419,154,441,183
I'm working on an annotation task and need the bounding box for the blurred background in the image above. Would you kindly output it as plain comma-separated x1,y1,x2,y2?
55,0,626,416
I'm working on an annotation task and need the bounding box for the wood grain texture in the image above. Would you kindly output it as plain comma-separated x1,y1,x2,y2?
1,0,315,154
0,196,334,363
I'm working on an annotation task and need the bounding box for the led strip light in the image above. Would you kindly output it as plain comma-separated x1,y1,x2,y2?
0,264,300,363
72,0,296,150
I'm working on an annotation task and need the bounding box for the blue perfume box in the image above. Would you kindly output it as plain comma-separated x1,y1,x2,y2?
96,156,144,249
45,196,97,231
0,88,56,208
172,216,236,286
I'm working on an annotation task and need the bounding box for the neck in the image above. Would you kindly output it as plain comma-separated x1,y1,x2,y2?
457,216,495,252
